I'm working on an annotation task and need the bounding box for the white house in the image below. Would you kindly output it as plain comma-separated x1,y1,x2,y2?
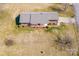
19,12,59,27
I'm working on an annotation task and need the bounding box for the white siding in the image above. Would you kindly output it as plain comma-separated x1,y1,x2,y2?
20,12,58,24
20,14,30,23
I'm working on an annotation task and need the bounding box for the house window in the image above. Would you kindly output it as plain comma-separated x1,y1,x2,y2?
48,20,57,25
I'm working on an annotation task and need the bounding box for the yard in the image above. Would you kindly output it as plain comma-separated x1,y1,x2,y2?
0,18,78,55
0,3,78,56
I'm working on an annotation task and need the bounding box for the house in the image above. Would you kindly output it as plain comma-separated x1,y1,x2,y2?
18,12,59,27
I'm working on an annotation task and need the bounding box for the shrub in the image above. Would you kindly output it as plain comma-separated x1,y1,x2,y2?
60,22,66,28
55,34,72,49
15,15,20,25
45,26,60,33
45,27,53,32
4,39,14,47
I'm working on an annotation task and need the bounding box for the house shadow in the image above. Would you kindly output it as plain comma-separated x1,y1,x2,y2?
15,15,20,26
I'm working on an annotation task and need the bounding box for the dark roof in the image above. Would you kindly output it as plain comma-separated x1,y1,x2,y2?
19,12,58,24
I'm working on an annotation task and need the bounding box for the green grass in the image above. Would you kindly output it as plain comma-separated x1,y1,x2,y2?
12,25,34,35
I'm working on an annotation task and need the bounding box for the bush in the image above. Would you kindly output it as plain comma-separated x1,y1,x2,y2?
60,22,66,28
45,27,53,32
45,26,60,33
4,39,14,47
55,34,72,49
15,15,20,25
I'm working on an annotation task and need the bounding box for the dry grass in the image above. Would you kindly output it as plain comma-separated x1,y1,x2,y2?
0,3,78,56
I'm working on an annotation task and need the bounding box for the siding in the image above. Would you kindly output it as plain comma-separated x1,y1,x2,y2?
19,12,58,24
20,13,30,24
